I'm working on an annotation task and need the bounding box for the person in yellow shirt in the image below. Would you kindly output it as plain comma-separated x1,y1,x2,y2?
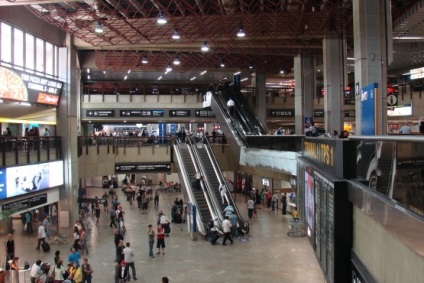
292,207,299,221
68,262,83,283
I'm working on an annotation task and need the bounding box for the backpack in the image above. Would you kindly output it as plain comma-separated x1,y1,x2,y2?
208,220,215,228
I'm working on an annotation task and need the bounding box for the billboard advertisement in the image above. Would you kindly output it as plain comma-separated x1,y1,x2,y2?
360,83,378,135
0,66,63,106
305,168,315,231
0,160,64,200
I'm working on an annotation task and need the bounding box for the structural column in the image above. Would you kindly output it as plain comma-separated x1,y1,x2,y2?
294,52,315,134
255,72,267,127
353,0,389,135
323,36,346,134
57,33,80,228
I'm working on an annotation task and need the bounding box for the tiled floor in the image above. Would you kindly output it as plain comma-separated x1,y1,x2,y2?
5,187,324,283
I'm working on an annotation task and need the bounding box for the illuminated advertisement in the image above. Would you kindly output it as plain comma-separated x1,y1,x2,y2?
0,160,64,200
305,168,315,231
0,66,63,106
387,103,412,117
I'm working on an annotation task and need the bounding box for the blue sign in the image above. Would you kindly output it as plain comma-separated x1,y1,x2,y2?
304,117,313,129
158,122,167,137
170,124,176,133
360,83,378,135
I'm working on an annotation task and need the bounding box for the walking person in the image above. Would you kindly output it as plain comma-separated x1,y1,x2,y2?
227,97,235,117
222,216,233,245
209,217,220,245
148,224,155,258
123,242,137,280
247,198,255,219
109,207,117,228
5,233,15,266
154,191,159,207
271,193,278,211
95,203,101,227
156,224,166,255
36,223,47,250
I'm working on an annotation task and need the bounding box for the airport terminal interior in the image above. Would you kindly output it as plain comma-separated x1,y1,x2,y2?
1,1,424,283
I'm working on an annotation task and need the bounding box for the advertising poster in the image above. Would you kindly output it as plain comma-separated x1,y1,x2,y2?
158,122,167,138
360,83,378,135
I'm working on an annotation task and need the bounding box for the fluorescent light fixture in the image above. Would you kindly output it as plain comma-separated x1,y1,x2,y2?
127,69,131,74
173,57,181,65
172,28,180,39
19,102,31,107
241,77,248,81
124,75,128,80
87,68,90,73
141,55,148,64
157,12,167,25
234,71,241,75
166,65,173,72
220,60,225,67
94,21,103,33
103,70,106,74
136,124,143,128
347,57,355,61
393,36,424,40
87,75,91,79
237,26,246,37
158,76,162,80
201,42,209,52
200,70,207,75
402,72,411,75
190,77,197,81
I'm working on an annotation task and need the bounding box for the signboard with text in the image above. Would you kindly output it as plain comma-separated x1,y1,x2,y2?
360,83,378,135
115,163,171,173
120,110,164,117
195,109,215,117
2,193,47,211
86,110,115,117
268,109,294,117
169,110,191,117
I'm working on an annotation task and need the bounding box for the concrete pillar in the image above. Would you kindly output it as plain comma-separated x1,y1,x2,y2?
255,72,267,127
353,0,389,135
57,34,80,229
323,36,346,134
294,52,315,134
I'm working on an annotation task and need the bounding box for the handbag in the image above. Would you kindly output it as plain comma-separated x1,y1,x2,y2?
48,266,55,283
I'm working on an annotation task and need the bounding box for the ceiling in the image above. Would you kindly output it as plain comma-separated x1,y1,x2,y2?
2,0,424,121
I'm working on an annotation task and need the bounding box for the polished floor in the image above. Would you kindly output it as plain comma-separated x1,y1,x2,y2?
6,187,325,283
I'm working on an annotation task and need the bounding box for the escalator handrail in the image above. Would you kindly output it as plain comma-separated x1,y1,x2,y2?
202,137,250,234
232,89,268,135
186,138,223,225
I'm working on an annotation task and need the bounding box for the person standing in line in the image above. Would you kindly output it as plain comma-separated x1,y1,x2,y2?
30,260,43,283
72,225,80,251
36,223,47,250
5,233,15,265
116,260,129,283
81,258,93,283
109,207,117,228
222,216,233,245
156,224,166,255
227,97,235,117
49,258,66,283
247,198,255,219
271,193,278,211
25,211,34,234
281,193,287,215
95,203,101,227
102,192,109,212
219,183,226,204
154,191,160,207
123,242,137,281
116,240,125,263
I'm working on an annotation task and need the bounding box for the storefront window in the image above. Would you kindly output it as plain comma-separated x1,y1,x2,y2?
25,33,35,71
35,37,44,73
1,22,12,67
13,28,24,69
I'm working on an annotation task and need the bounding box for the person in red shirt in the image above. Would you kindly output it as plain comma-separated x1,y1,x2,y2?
156,225,166,255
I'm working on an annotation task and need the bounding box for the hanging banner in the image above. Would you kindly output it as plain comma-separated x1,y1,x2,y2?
158,122,167,137
360,83,378,135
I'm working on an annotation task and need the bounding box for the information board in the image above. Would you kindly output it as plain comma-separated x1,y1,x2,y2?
2,193,47,211
115,163,171,173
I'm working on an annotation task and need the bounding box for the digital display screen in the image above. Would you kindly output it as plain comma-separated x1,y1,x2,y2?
305,169,315,231
0,160,63,200
387,103,412,117
0,66,63,106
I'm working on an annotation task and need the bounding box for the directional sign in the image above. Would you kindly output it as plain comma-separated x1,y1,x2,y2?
314,110,324,118
78,197,107,204
268,109,294,117
387,94,398,106
86,110,115,117
169,110,191,117
2,193,47,211
115,163,171,173
195,109,215,117
120,110,164,117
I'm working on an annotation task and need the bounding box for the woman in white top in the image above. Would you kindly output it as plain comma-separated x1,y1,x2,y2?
49,259,66,283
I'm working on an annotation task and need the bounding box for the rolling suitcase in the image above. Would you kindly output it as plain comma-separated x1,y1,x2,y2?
41,241,50,252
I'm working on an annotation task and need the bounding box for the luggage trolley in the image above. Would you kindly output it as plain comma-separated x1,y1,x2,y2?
287,220,306,237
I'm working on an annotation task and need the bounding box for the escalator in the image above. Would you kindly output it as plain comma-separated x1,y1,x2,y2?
189,138,250,234
173,140,222,235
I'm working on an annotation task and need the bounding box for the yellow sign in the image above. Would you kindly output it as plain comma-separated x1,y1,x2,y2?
303,141,334,167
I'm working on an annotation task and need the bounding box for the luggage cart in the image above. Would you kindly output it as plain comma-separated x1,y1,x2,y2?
287,220,306,237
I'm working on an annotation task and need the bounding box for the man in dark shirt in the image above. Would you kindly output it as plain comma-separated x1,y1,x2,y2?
114,229,124,248
5,234,15,270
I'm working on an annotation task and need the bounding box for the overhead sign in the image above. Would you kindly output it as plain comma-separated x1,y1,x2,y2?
86,110,115,117
268,109,294,117
195,109,215,117
344,110,355,117
120,110,164,117
115,163,171,173
314,110,324,118
410,67,424,80
77,197,107,204
169,110,191,117
2,193,47,211
0,66,63,106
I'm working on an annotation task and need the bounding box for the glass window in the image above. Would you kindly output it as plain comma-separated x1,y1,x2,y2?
45,42,53,75
1,22,12,66
25,33,35,71
13,28,24,69
35,37,44,73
